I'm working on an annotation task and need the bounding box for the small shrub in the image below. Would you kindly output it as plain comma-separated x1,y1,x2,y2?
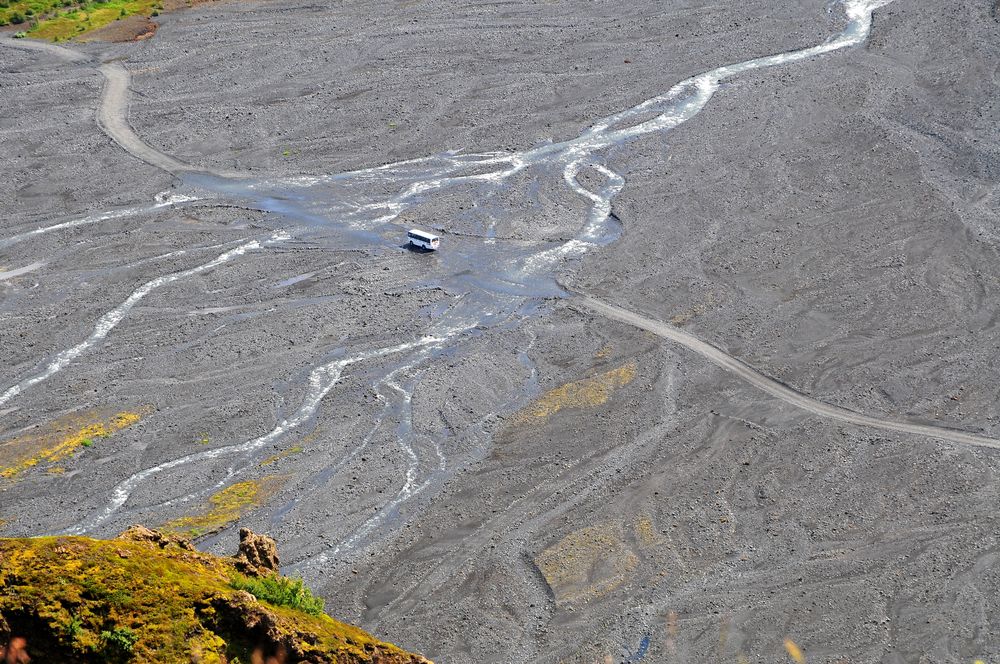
0,17,8,26
10,12,24,23
81,438,94,447
65,615,83,640
229,573,325,616
13,30,27,37
23,7,32,15
100,627,138,660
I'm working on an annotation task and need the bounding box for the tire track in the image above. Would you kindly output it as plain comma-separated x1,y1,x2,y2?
3,34,89,62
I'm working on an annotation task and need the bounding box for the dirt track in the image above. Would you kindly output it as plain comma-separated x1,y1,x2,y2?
575,295,1000,451
96,61,193,174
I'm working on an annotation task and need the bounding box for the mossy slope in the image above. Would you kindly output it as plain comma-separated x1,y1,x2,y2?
0,531,429,663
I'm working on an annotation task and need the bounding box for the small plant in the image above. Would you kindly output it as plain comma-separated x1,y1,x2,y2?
229,573,325,616
10,12,24,23
13,30,26,37
81,438,94,447
65,614,83,640
99,627,138,660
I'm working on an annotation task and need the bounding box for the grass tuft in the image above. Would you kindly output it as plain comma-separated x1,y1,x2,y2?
230,573,325,616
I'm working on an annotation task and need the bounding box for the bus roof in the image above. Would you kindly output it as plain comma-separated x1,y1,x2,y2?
407,229,439,240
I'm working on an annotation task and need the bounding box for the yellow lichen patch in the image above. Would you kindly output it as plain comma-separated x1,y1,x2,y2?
534,523,639,604
163,476,285,538
595,344,613,359
0,409,147,480
634,516,661,548
784,638,806,663
260,445,304,467
670,292,718,326
522,362,637,420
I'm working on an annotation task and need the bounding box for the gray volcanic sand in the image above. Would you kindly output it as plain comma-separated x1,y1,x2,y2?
2,0,1000,662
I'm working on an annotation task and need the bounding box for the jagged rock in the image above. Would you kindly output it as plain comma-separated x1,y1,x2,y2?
234,527,280,575
117,524,195,550
202,590,431,664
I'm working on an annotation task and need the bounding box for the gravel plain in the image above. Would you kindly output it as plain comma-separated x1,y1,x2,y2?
2,0,1000,662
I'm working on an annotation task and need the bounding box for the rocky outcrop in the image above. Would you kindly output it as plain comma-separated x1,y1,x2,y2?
204,591,429,664
234,526,280,575
0,529,430,663
117,523,195,550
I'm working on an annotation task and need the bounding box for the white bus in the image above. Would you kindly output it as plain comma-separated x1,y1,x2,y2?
407,229,440,251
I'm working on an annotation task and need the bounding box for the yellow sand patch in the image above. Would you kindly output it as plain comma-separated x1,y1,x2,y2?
523,361,637,420
535,523,638,604
0,410,146,480
163,477,284,538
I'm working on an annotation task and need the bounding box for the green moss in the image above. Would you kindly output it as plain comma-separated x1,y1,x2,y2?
0,533,428,663
0,0,158,41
